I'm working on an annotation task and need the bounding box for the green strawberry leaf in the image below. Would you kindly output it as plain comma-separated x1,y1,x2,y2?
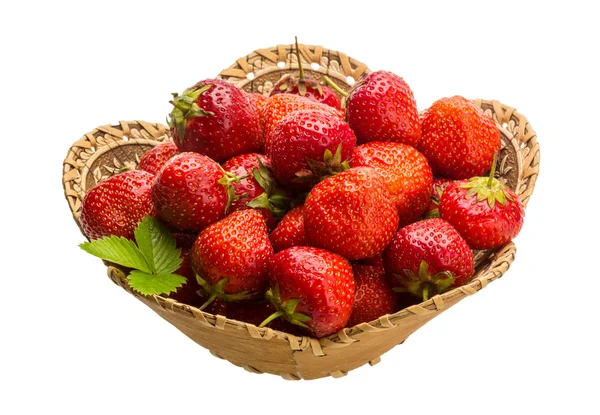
79,216,186,296
128,271,186,296
134,216,182,275
80,237,151,273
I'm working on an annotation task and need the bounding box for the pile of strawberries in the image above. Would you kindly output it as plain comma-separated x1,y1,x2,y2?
79,51,525,339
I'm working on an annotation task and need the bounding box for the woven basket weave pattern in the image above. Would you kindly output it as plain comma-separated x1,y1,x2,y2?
62,43,539,380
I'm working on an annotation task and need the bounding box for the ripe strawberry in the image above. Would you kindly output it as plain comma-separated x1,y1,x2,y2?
383,218,474,301
418,96,501,179
347,265,397,327
260,94,344,154
346,70,420,146
151,152,237,232
246,91,267,115
269,204,307,252
138,142,179,176
191,210,274,303
270,39,341,110
304,167,399,260
264,246,355,338
439,157,525,249
222,153,288,231
350,141,433,226
269,109,356,189
168,232,202,306
424,177,454,218
79,170,155,240
168,78,262,162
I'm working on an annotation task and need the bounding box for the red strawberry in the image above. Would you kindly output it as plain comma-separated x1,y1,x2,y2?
222,153,288,231
439,157,525,249
264,246,355,338
383,218,474,302
346,70,421,146
260,94,344,154
191,210,274,303
424,177,454,218
269,204,307,252
270,38,342,110
347,265,397,327
418,96,501,179
79,170,155,240
246,91,267,115
350,141,433,226
138,142,179,176
168,79,262,162
304,167,399,260
151,152,237,232
269,109,356,189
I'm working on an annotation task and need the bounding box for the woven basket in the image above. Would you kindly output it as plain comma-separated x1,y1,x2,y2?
62,43,540,380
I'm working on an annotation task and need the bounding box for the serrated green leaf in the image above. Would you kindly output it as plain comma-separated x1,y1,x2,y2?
134,216,182,275
128,271,187,296
80,237,150,273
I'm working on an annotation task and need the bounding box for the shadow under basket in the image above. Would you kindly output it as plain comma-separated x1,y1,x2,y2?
62,43,540,380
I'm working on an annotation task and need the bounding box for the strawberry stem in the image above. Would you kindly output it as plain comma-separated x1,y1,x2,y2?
488,152,498,188
259,311,284,328
422,285,429,302
199,292,218,311
294,36,305,82
323,76,348,97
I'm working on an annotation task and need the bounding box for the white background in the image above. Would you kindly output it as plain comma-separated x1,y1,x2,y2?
2,1,598,413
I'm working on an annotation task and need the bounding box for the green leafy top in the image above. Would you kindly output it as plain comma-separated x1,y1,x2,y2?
460,152,513,209
79,216,187,296
168,84,214,144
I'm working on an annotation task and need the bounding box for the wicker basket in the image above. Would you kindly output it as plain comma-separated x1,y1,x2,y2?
62,43,540,380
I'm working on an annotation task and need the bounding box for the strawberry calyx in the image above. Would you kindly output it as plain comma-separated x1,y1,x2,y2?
460,152,513,209
218,170,248,216
195,274,255,310
246,157,290,221
293,144,350,185
168,84,215,144
259,284,312,329
392,260,456,302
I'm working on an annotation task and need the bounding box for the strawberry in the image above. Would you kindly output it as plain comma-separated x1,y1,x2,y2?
138,142,179,176
190,210,274,304
304,167,399,260
439,156,525,249
418,96,501,179
168,78,262,162
346,70,420,146
79,170,155,240
246,91,267,115
151,152,237,232
269,204,307,252
347,265,397,327
269,109,356,189
260,94,344,154
222,153,289,231
269,38,342,110
350,141,433,226
263,246,355,338
383,218,474,301
424,177,454,218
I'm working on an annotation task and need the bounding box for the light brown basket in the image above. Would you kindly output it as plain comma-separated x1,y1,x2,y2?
62,43,540,380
